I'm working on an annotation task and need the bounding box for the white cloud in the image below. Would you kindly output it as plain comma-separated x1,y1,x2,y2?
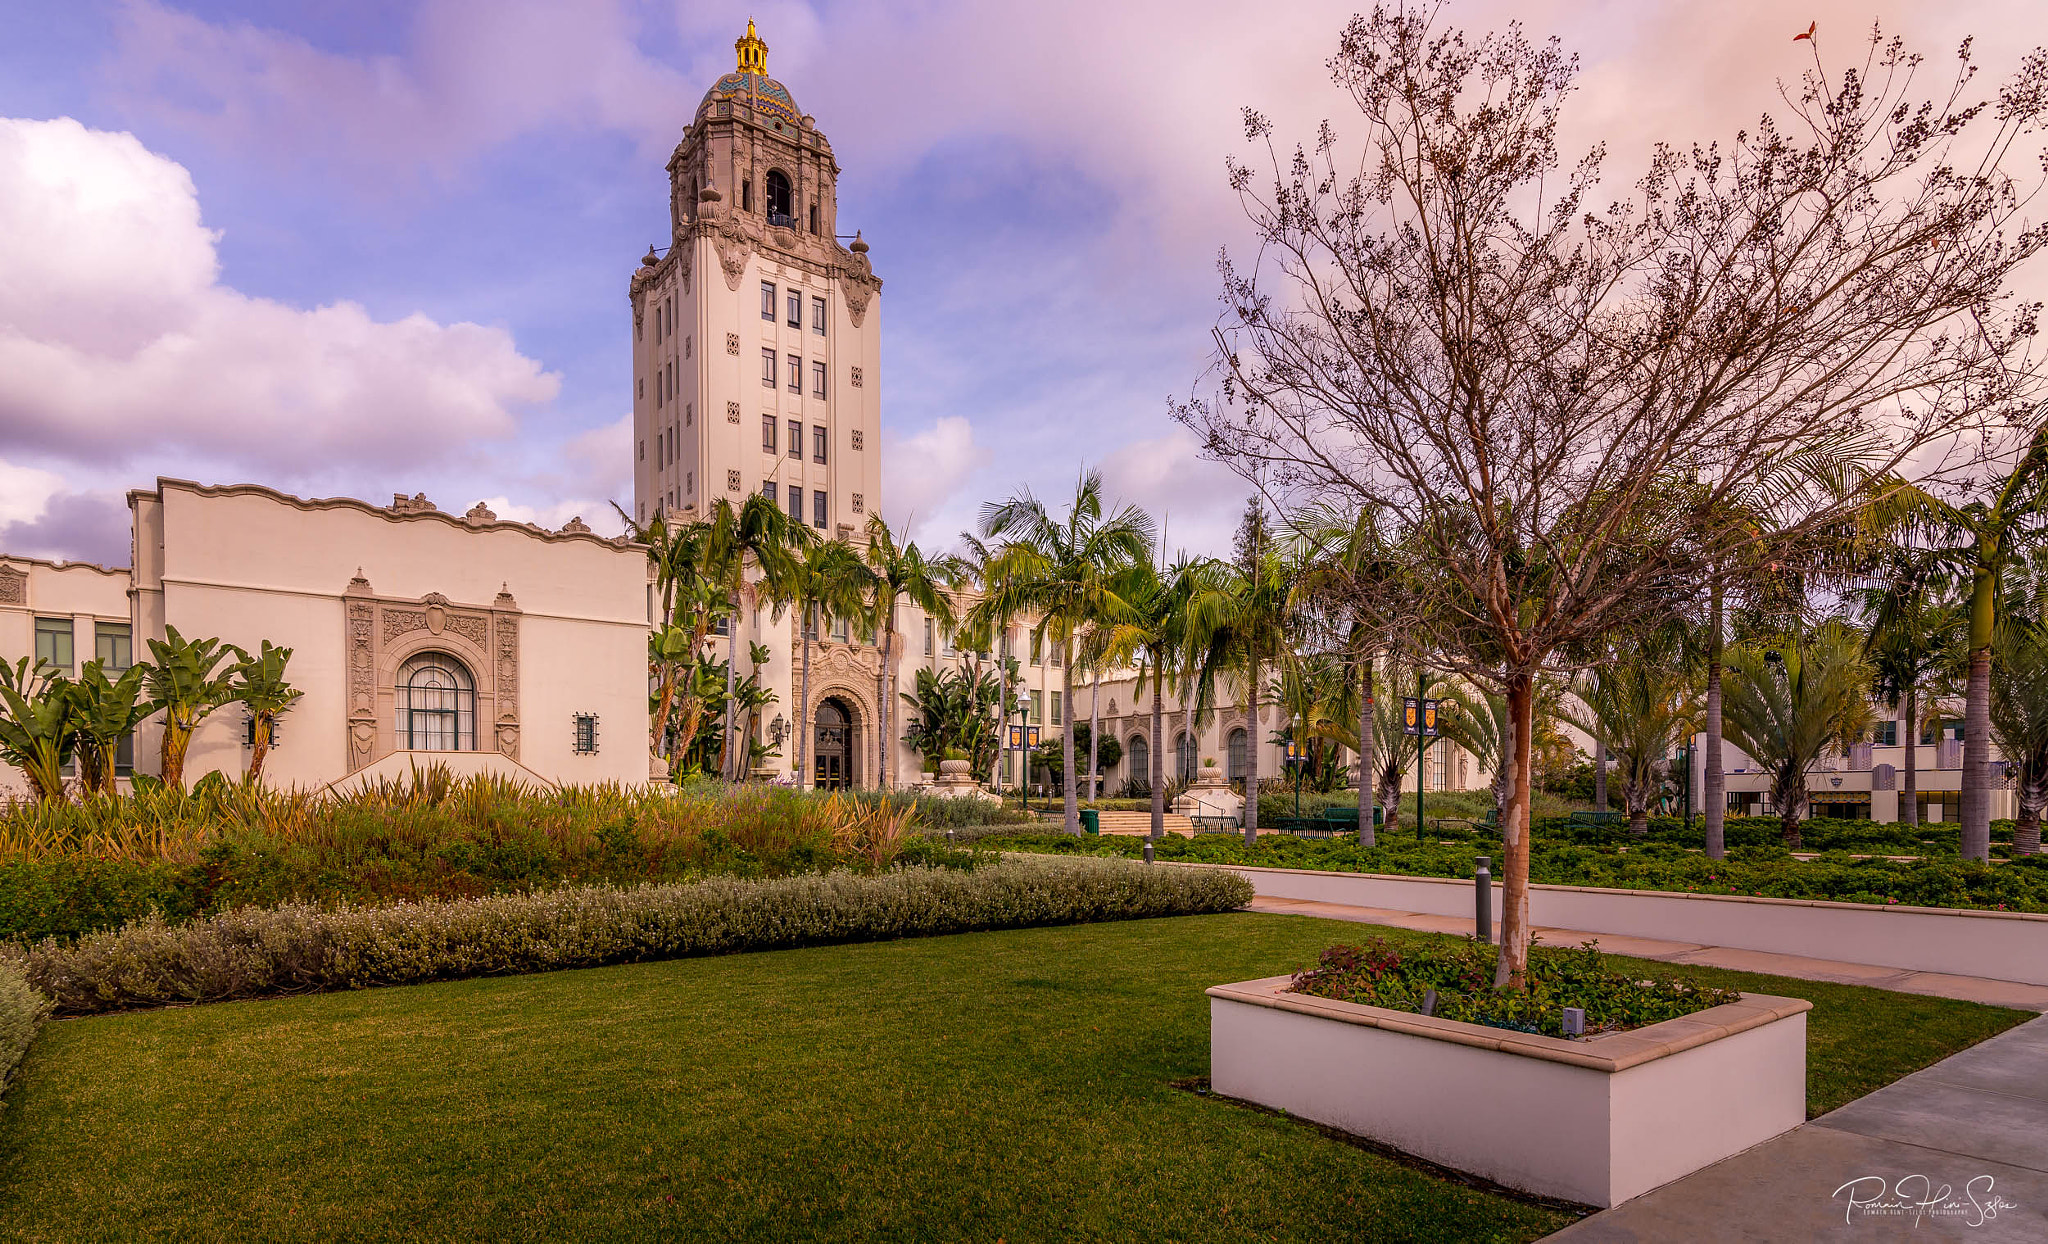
0,459,64,528
880,415,991,544
1098,428,1246,559
0,116,558,476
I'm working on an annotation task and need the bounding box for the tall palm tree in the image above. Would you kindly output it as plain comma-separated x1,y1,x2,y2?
614,504,725,772
1990,611,2048,856
1859,545,1964,830
1563,655,1702,836
1721,622,1876,848
1187,545,1295,843
978,471,1155,834
864,515,959,791
1093,551,1217,839
1874,424,2048,859
778,538,877,788
704,494,815,780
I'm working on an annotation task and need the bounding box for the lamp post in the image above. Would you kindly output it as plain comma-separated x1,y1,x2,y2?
768,714,788,780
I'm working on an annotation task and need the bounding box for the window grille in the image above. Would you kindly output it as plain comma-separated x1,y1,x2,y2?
396,653,477,751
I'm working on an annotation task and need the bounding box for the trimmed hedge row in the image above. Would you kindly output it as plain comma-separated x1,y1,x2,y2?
7,857,1254,1017
989,831,2048,913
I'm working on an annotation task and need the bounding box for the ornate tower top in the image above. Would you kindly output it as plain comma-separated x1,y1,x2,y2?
735,19,768,74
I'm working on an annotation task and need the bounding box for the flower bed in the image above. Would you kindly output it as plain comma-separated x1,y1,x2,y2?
1289,938,1739,1038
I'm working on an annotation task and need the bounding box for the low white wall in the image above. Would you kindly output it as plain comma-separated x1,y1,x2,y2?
1209,976,1809,1207
1207,863,2048,987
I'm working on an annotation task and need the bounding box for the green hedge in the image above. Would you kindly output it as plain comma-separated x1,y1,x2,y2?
987,830,2048,914
0,960,51,1100
9,858,1254,1017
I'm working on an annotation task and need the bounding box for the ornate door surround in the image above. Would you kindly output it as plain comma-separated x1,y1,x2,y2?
343,573,522,772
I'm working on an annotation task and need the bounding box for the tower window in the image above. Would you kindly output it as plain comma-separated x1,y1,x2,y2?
811,361,826,398
812,425,827,464
786,487,803,518
765,169,793,224
761,282,775,321
637,440,644,462
851,430,864,450
786,353,800,393
786,290,801,328
685,403,693,427
762,415,777,454
637,378,643,400
761,348,777,386
812,490,826,529
809,202,819,235
572,713,599,755
684,335,691,359
812,296,826,335
763,481,777,504
742,179,752,211
787,420,801,458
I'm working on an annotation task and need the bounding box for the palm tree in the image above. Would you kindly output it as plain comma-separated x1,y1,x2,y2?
1434,676,1567,828
1092,551,1217,839
1721,622,1876,848
614,505,726,773
1288,503,1404,846
144,626,242,790
230,641,302,784
1989,613,2048,855
864,516,958,791
1563,656,1702,836
1860,546,1964,831
978,471,1155,834
704,494,815,780
781,538,877,788
1874,425,2048,859
1187,544,1295,843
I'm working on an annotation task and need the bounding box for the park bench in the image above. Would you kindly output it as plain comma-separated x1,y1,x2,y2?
1566,810,1625,829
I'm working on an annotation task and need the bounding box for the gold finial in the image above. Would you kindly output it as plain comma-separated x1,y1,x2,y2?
736,19,768,75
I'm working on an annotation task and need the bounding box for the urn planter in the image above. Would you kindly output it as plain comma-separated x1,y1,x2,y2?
1207,975,1810,1207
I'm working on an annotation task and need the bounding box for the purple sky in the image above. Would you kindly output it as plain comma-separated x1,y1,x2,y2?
1,0,2042,568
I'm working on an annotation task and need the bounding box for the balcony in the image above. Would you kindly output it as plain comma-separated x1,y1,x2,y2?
768,212,798,231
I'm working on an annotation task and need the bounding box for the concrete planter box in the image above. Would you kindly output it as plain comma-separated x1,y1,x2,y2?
1200,863,2048,987
1208,975,1811,1207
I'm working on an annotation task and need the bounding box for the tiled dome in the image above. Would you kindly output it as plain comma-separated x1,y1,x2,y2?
695,71,801,127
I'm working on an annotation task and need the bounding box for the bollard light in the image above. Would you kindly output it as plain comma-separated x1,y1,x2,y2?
1421,988,1438,1017
946,828,956,848
1143,840,1155,864
1562,1007,1586,1038
1474,855,1493,945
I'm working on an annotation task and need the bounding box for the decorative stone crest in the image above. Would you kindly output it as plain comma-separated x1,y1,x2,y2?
0,564,25,606
560,516,592,534
464,501,497,525
389,492,437,514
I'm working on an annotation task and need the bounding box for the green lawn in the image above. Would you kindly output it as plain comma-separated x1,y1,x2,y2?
0,913,2027,1242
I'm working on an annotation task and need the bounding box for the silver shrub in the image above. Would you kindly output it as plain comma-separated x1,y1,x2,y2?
10,858,1251,1016
0,960,52,1098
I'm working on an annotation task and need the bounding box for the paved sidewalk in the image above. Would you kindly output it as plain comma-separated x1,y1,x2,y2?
1244,895,2048,1011
1549,1015,2048,1242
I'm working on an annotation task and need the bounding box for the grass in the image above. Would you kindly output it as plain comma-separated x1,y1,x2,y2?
0,914,2026,1242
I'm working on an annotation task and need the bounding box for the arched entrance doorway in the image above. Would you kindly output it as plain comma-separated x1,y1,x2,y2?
814,697,859,790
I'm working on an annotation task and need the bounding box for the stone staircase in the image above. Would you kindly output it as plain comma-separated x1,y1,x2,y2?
1093,809,1198,837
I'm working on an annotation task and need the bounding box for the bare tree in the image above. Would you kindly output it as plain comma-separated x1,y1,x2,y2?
1179,10,2045,985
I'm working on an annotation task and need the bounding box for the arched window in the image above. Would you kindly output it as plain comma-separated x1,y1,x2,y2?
396,652,476,751
765,170,793,224
1128,735,1149,787
808,201,819,234
1175,731,1196,782
1227,728,1248,785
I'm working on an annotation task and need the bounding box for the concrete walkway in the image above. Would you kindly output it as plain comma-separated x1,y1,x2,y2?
1550,1014,2048,1242
1244,895,2048,1011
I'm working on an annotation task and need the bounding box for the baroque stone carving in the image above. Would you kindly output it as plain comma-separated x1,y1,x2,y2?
346,599,377,771
0,565,25,606
446,613,489,649
389,493,437,514
494,611,521,759
383,610,428,642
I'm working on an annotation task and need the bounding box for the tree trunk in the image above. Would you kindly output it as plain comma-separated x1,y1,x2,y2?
1061,635,1078,835
1150,671,1166,840
1962,644,1993,862
994,637,1009,797
1242,656,1261,843
1704,581,1726,858
1778,775,1804,849
1376,762,1404,834
878,607,892,790
1492,670,1535,990
722,592,740,781
247,717,271,784
2016,806,2042,856
1089,667,1100,804
1358,656,1376,847
1492,708,1515,825
1901,691,1919,828
800,604,814,789
1594,736,1608,811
